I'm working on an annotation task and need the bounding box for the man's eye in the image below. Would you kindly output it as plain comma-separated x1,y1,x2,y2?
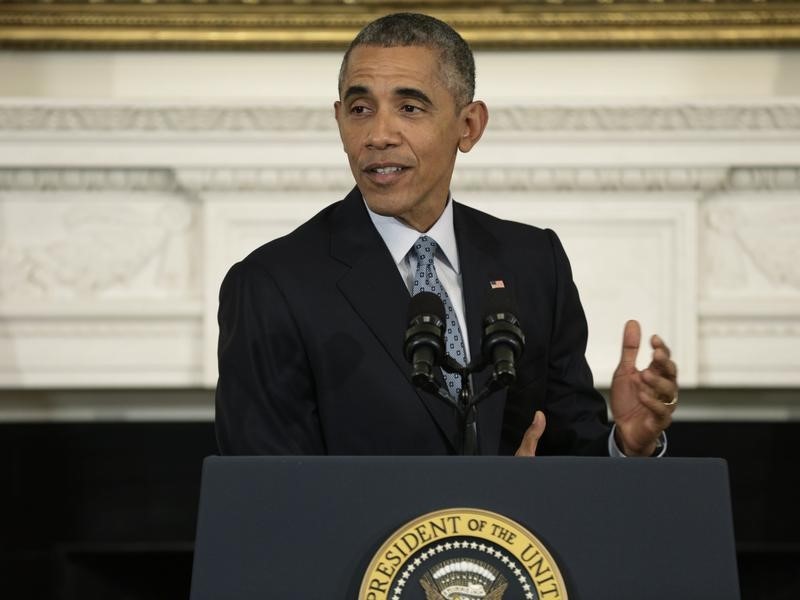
401,105,422,113
351,105,369,114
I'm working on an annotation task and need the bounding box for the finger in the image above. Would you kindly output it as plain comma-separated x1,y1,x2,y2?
638,376,677,406
649,350,678,380
515,411,546,457
639,390,677,420
650,334,672,359
642,369,678,400
618,320,641,370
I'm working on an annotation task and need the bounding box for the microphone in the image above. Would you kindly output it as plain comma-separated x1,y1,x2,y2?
481,287,525,387
404,292,446,391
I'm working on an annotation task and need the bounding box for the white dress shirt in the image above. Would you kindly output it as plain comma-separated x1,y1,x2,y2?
365,195,470,362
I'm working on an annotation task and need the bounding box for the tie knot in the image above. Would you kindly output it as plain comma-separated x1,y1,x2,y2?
411,235,438,266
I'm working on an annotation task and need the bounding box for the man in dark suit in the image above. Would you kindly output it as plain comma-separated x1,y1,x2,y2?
215,13,678,457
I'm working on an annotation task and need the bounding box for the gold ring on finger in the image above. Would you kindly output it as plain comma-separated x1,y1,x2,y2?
663,394,678,407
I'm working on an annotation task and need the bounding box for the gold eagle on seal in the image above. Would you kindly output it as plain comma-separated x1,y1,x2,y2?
419,558,508,600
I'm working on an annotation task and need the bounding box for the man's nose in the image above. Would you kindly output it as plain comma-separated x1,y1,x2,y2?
366,110,401,149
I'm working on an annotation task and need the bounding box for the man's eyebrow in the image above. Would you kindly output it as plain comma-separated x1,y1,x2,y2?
342,85,433,105
343,85,370,100
395,87,432,105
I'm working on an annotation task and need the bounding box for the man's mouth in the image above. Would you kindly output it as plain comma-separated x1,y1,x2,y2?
363,164,410,184
372,166,404,175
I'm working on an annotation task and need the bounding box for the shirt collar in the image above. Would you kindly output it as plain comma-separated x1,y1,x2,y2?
365,195,460,273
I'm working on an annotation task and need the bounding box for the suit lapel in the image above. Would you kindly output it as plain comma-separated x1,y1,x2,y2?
330,189,460,452
454,202,510,455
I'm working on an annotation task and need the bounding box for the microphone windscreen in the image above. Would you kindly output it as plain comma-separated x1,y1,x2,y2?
484,286,518,317
408,291,445,322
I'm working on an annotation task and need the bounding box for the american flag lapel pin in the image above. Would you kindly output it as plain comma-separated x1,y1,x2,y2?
489,280,505,289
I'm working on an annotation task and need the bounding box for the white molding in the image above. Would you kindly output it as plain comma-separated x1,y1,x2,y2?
0,315,203,387
2,165,800,193
2,101,800,135
181,166,735,193
176,167,352,193
699,317,800,387
3,166,799,193
0,168,178,191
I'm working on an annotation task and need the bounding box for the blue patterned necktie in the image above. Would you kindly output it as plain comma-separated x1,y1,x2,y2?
410,235,466,397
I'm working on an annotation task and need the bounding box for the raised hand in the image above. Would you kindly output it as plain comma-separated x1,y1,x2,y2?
610,320,678,456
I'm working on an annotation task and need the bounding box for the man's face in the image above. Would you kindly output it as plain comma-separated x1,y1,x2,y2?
335,45,477,232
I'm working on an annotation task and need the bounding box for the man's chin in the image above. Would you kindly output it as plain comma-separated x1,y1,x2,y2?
360,189,410,218
361,192,445,233
366,204,401,218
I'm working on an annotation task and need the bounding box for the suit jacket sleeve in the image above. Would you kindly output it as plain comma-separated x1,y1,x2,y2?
215,260,326,455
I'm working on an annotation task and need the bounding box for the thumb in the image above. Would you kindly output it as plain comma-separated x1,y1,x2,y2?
617,319,641,373
515,411,546,457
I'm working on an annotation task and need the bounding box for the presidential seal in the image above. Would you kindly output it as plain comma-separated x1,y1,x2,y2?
360,508,567,600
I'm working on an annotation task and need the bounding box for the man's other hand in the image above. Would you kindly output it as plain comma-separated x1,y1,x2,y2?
610,320,678,456
515,410,546,457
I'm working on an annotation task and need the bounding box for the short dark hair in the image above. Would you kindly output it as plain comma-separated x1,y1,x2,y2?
338,12,476,109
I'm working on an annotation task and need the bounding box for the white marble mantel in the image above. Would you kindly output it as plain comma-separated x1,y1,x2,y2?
1,100,799,413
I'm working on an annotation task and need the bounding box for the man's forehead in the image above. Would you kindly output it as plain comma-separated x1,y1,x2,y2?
340,45,446,93
343,44,440,77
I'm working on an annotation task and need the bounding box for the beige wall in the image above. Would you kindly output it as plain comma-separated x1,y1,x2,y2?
1,50,799,101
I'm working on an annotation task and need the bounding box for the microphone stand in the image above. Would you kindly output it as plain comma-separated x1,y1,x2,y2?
430,355,508,456
406,291,524,455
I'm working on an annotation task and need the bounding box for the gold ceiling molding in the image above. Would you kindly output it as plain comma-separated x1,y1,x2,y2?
0,0,799,49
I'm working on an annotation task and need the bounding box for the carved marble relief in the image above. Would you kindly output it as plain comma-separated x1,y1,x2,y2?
702,195,800,296
0,171,199,300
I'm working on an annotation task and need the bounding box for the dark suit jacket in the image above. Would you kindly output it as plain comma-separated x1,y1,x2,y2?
215,188,610,456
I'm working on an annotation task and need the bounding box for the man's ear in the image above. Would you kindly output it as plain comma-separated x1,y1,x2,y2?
333,100,346,151
458,101,489,153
